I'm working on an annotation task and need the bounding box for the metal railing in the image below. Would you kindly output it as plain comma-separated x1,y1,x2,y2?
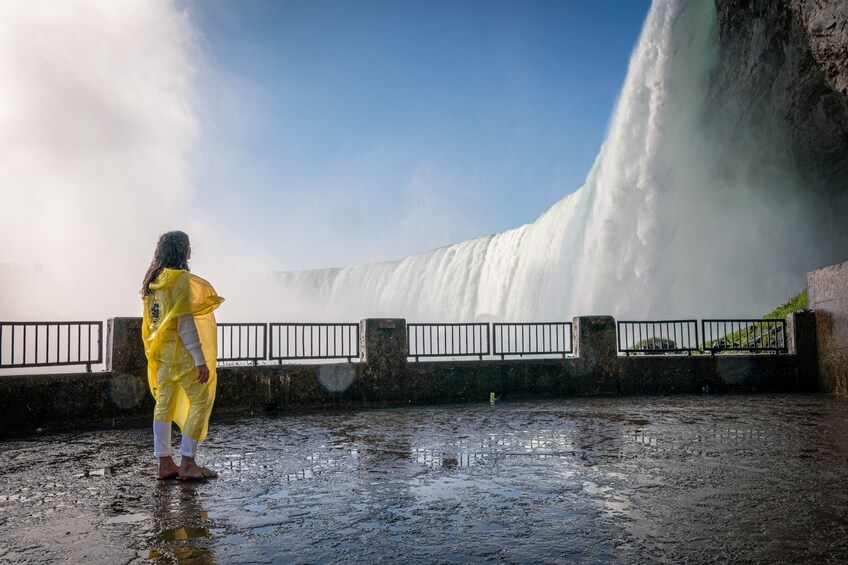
407,323,490,361
0,321,103,372
492,322,573,359
702,319,787,354
617,320,700,355
218,323,267,364
269,323,360,362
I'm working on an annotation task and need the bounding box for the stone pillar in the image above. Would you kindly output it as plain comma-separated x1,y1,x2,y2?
360,318,407,368
573,316,617,364
358,318,407,402
106,317,146,376
571,316,618,394
807,260,848,395
787,310,818,391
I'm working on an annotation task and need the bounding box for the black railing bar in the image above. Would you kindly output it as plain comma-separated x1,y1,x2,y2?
0,360,109,369
268,322,359,327
406,351,486,359
476,325,481,355
0,320,104,326
268,354,360,361
703,318,787,323
407,322,489,328
494,321,570,326
617,319,700,324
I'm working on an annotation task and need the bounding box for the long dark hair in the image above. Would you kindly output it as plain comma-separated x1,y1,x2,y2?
141,231,191,296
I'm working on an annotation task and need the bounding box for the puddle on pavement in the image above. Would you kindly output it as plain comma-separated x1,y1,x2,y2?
3,394,848,563
105,513,149,524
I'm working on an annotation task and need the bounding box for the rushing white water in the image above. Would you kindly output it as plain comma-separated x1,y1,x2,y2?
2,1,844,324
262,0,847,323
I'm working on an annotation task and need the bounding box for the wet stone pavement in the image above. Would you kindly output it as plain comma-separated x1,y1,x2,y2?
2,394,848,564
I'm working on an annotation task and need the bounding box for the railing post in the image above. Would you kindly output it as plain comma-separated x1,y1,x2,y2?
106,317,146,376
572,316,619,394
360,318,407,368
573,316,617,363
787,310,817,391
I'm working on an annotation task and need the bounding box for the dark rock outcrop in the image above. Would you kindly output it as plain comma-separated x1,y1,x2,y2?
710,0,848,191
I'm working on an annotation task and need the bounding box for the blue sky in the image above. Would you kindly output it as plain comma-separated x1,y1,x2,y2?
185,0,652,270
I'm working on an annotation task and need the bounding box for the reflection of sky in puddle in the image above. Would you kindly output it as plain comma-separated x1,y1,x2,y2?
73,467,113,478
410,475,480,503
105,513,149,524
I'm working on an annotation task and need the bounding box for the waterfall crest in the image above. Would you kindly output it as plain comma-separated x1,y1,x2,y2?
266,0,848,322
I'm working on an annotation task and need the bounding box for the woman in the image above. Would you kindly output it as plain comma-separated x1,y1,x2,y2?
141,231,224,480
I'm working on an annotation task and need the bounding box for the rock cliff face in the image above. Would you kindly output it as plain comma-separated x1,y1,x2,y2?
710,0,848,192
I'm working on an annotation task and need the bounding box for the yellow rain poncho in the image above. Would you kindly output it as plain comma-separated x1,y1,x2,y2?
142,269,224,442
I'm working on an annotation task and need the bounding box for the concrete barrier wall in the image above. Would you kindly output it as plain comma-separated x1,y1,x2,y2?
0,311,818,437
808,260,848,394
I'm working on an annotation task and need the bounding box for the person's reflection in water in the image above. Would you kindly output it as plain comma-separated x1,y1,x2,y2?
148,480,217,564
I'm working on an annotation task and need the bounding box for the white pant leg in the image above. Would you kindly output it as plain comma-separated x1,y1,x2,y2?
153,420,172,458
179,435,198,458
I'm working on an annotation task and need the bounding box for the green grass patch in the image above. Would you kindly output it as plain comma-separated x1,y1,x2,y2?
762,289,807,319
701,290,805,353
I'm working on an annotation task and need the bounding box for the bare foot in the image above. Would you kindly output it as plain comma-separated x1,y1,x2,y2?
157,456,180,480
178,457,218,480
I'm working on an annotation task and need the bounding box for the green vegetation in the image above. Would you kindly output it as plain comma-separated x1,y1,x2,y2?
701,290,806,353
762,289,808,319
630,337,678,352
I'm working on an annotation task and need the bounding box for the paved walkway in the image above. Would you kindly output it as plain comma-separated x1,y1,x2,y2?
2,394,848,563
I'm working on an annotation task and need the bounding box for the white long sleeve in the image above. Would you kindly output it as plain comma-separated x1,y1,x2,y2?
177,314,206,366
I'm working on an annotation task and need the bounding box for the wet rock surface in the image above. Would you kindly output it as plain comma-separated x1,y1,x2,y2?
711,0,848,189
2,394,848,564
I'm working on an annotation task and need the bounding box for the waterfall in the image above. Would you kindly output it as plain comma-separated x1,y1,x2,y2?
263,0,848,322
